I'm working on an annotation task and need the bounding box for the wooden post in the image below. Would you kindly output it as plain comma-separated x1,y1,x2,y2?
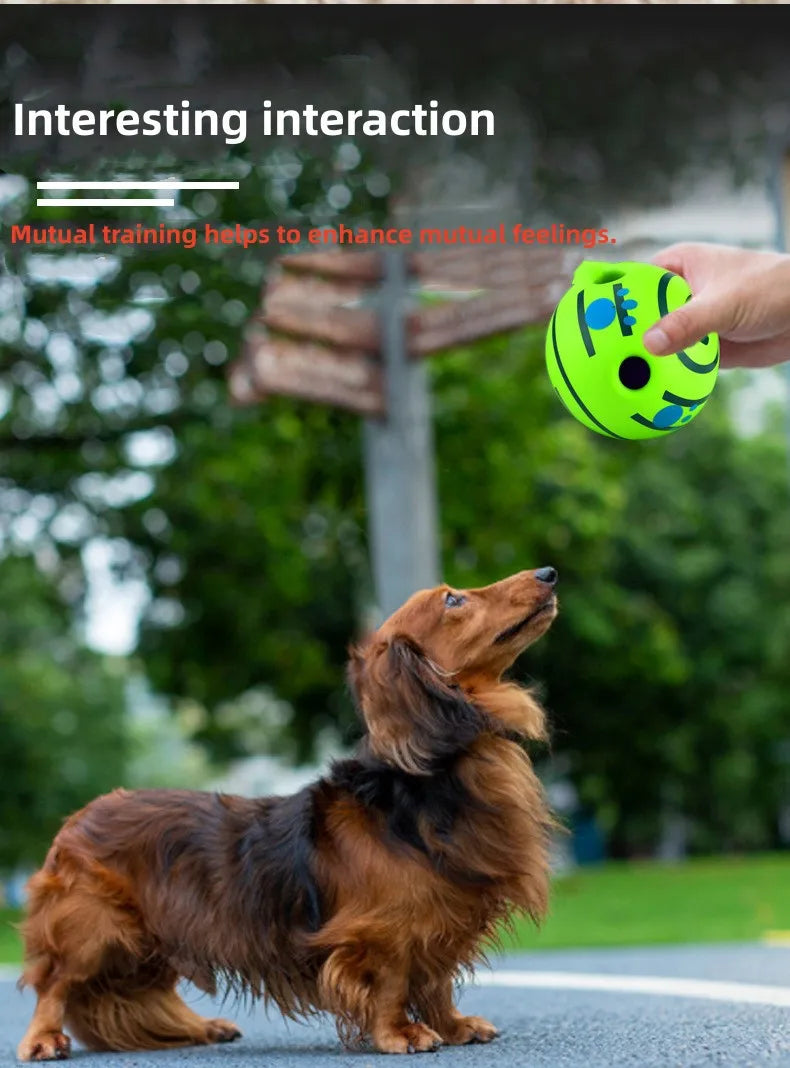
362,249,440,620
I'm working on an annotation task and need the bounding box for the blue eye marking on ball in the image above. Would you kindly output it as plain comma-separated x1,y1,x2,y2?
657,272,719,374
578,291,598,355
631,406,682,431
580,282,640,350
630,390,711,432
584,297,617,332
582,287,640,340
613,285,638,337
652,405,684,428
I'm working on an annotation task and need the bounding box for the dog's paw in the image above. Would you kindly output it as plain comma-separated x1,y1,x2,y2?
441,1014,499,1045
16,1031,71,1062
374,1022,443,1054
203,1018,242,1044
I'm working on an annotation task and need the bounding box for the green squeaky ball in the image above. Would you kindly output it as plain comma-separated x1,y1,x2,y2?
545,259,719,440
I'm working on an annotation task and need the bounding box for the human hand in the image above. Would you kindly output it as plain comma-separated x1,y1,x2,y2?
642,242,790,368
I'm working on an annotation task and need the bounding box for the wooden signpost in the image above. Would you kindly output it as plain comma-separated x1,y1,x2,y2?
230,241,585,617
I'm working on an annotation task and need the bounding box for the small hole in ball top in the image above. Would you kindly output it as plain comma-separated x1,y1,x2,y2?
594,268,625,284
619,355,651,390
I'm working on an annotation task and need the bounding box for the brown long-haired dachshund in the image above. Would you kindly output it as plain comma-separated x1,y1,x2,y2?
17,566,558,1061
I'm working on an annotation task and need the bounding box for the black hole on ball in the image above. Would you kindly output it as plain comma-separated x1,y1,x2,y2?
619,356,651,390
594,268,624,284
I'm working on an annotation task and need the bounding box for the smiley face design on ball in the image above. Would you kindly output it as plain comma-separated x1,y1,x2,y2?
545,260,719,440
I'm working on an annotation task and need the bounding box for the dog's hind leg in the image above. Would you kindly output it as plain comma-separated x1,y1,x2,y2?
16,863,134,1063
17,857,241,1058
65,977,242,1052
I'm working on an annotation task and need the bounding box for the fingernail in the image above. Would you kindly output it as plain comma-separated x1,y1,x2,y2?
643,327,670,355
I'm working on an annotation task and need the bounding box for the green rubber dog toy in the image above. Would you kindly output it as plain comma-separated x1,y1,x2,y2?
545,260,719,440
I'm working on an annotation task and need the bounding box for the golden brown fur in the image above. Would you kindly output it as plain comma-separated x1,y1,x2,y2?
17,566,558,1060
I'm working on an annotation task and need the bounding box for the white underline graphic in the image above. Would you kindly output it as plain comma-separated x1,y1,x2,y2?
36,198,176,208
36,181,240,190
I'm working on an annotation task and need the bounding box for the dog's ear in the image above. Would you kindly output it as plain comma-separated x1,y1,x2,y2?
347,636,485,775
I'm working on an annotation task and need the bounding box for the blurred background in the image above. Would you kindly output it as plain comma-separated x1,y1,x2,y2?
3,8,790,961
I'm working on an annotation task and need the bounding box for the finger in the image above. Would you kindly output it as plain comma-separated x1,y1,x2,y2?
643,298,722,356
719,335,790,369
651,242,696,276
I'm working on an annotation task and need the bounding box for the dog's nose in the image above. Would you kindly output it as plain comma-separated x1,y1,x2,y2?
535,566,558,585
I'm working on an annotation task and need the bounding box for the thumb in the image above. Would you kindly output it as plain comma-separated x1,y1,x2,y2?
643,298,722,356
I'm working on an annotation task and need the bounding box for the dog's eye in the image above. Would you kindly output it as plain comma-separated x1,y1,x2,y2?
444,592,467,608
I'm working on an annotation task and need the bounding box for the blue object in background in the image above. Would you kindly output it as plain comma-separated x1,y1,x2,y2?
2,872,29,908
572,808,606,865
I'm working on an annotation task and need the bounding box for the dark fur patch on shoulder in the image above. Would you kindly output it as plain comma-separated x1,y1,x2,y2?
238,786,323,933
328,752,494,885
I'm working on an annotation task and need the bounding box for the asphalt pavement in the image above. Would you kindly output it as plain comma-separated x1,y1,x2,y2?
3,943,790,1067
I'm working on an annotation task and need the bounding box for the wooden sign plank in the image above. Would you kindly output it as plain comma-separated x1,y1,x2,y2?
261,264,380,352
414,247,582,290
413,244,566,274
408,279,567,356
238,331,385,416
275,250,383,281
276,246,579,287
262,267,379,350
274,241,636,291
265,271,369,312
261,304,380,353
264,248,583,356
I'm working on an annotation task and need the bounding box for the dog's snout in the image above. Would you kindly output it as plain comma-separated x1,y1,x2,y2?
535,566,558,586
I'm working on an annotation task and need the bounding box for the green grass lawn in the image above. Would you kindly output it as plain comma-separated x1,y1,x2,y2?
0,909,22,966
2,854,790,966
508,853,790,951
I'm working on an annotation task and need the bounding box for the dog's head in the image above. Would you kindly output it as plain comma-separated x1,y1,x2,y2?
347,568,558,774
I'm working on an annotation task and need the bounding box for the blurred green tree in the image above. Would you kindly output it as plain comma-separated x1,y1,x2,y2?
1,153,382,771
433,337,790,855
0,555,127,869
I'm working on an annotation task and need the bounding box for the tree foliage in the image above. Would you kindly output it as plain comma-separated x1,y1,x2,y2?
0,555,127,869
432,338,790,854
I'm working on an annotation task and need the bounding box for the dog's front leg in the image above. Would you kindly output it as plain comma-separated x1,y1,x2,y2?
368,966,444,1055
17,978,72,1062
319,945,443,1054
414,976,499,1046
